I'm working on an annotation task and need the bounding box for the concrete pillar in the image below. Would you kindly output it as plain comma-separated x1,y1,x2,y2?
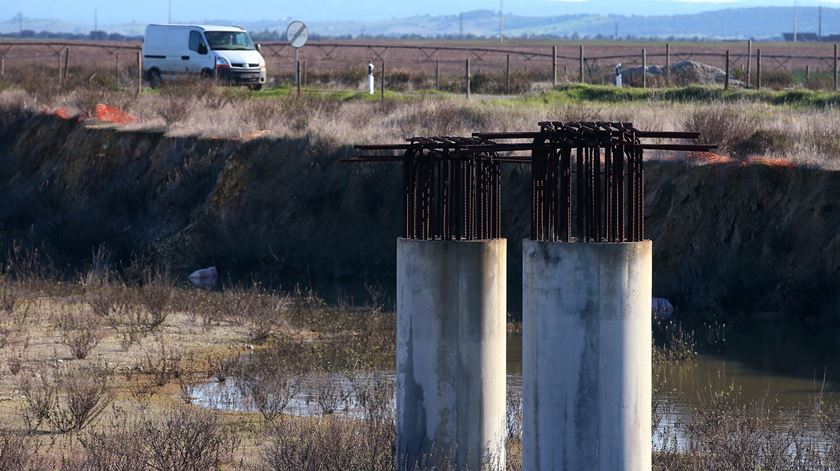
522,241,652,471
397,238,507,470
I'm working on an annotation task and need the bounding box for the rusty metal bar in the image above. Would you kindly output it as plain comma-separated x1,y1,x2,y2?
347,122,711,243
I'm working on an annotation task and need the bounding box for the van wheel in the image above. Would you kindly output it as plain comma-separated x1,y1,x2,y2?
200,69,214,80
149,70,162,89
249,84,263,91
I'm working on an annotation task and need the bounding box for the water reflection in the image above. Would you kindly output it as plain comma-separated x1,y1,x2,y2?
195,322,840,451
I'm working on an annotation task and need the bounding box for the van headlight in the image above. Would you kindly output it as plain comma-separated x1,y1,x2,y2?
215,57,230,68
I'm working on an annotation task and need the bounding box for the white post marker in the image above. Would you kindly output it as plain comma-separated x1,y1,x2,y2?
368,62,375,94
615,63,623,87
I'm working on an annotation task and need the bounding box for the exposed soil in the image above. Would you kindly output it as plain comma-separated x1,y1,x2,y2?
1,111,839,321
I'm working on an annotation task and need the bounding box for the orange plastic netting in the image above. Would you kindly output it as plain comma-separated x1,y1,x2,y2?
93,104,136,124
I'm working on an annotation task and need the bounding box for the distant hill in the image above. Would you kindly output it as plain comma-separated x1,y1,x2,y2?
1,7,837,40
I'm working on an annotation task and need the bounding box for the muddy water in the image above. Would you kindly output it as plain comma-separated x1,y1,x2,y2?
194,320,840,448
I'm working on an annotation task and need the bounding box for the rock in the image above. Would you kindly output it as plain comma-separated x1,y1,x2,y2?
620,60,744,87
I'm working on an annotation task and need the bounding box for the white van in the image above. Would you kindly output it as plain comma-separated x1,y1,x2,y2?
142,24,267,90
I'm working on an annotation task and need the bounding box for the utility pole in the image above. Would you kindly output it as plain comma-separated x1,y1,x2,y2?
94,9,98,31
459,13,464,39
499,0,504,43
17,12,23,37
168,0,172,24
793,1,798,44
614,23,618,40
819,5,823,39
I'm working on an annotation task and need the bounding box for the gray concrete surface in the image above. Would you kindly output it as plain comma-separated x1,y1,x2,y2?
522,241,652,471
396,238,507,470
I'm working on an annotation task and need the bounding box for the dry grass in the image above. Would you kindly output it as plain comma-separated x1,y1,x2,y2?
5,69,840,167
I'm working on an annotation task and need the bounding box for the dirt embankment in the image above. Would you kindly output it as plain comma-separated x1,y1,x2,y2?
1,112,839,321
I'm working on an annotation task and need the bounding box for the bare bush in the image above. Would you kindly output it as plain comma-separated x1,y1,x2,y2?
139,407,239,470
349,370,395,424
19,364,114,433
310,373,352,416
19,373,56,432
683,106,760,156
136,267,174,331
222,286,287,343
79,408,239,471
240,364,300,423
0,432,48,470
48,364,115,433
141,341,183,387
55,306,103,360
155,84,195,126
206,353,238,382
260,416,394,471
242,99,281,130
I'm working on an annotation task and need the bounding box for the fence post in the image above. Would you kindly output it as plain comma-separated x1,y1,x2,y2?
506,54,512,93
63,48,70,83
114,53,119,85
1,56,5,76
435,60,440,91
57,50,62,83
806,64,811,81
466,58,471,99
757,48,762,90
381,60,385,101
665,43,671,86
642,48,647,88
552,45,557,87
746,40,752,88
834,44,838,92
579,45,584,83
136,51,142,96
724,50,730,90
302,60,307,86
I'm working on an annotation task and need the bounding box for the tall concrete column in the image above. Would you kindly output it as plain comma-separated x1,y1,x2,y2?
522,241,652,471
397,238,507,470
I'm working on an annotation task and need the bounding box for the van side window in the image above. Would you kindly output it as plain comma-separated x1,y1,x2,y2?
189,31,204,52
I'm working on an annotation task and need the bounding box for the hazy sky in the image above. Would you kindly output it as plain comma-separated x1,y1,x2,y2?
3,0,840,24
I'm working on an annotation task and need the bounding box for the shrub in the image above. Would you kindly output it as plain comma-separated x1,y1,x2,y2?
138,408,240,471
136,267,174,331
260,416,394,471
0,433,48,470
79,408,239,471
683,106,759,155
48,364,115,433
242,99,281,130
731,129,792,158
155,84,195,125
20,364,114,433
55,306,103,360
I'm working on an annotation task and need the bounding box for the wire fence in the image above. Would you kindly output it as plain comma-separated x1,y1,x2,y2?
0,40,838,93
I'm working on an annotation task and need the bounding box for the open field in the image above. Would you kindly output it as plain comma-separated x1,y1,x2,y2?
1,39,839,91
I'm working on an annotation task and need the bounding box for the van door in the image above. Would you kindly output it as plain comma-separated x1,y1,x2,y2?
186,30,211,76
164,28,189,78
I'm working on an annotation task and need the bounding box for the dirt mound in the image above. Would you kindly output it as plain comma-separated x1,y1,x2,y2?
1,112,839,321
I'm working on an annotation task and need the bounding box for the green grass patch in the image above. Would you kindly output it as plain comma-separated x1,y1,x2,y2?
517,83,840,108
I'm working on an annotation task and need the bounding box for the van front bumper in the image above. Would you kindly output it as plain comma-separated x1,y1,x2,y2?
217,68,266,85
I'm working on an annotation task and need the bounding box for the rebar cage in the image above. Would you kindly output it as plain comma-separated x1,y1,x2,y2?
530,121,644,243
347,122,712,243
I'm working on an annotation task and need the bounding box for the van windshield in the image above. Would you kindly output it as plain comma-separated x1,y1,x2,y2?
205,31,255,51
